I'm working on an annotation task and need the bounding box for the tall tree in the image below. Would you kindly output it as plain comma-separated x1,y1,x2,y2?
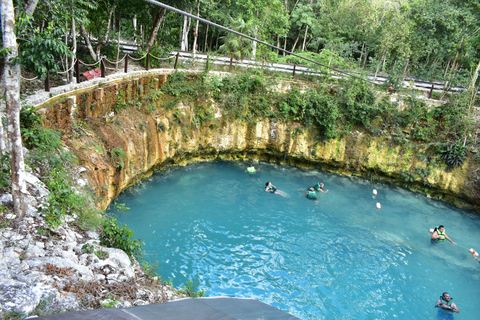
219,17,255,70
1,0,28,216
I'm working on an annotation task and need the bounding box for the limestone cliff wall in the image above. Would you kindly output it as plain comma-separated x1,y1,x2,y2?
34,73,480,211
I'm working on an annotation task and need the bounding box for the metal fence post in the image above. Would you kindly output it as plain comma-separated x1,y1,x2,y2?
124,54,129,73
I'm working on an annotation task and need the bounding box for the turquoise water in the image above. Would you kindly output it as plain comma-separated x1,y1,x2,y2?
113,161,480,320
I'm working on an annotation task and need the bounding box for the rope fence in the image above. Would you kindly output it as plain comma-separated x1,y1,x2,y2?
20,50,450,99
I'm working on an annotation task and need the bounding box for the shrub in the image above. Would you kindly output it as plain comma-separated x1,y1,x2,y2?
439,142,468,168
0,153,11,192
100,217,142,261
110,147,127,168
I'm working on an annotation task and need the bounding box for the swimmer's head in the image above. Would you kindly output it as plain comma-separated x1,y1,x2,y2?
266,182,271,186
442,292,452,301
438,225,445,232
309,187,314,191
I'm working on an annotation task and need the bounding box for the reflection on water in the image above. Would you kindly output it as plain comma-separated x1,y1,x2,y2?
114,161,480,320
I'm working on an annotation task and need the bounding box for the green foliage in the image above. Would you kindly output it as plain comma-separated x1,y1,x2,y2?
110,147,127,168
219,17,255,61
82,243,95,254
337,78,377,128
94,249,109,260
181,279,206,298
40,168,79,228
1,309,27,319
19,105,102,230
15,20,73,79
114,91,128,114
100,298,120,308
306,92,340,138
439,142,468,168
100,217,142,261
0,153,11,191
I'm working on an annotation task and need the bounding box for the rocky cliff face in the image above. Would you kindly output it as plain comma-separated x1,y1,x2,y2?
36,73,480,211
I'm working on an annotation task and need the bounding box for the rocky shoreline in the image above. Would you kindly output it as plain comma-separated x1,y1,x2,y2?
0,165,183,319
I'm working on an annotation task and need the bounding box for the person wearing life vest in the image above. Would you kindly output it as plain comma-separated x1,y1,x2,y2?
435,292,459,313
431,225,457,245
265,182,288,197
245,164,259,174
305,187,317,200
265,182,277,193
313,182,329,193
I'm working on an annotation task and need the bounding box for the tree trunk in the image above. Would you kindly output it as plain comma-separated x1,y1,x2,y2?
79,22,98,61
0,58,5,155
291,27,301,52
145,7,166,51
116,15,121,72
402,59,409,82
373,54,386,82
204,24,209,52
1,0,28,216
70,17,77,84
24,0,39,16
192,2,200,56
302,25,309,52
95,4,115,59
181,8,192,51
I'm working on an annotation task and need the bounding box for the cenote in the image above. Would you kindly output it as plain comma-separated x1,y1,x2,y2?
112,161,480,320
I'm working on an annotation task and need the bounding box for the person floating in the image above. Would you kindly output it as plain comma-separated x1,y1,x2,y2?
435,292,459,313
265,181,277,193
313,182,329,193
245,164,259,174
265,182,287,197
430,225,457,245
305,187,317,200
470,249,480,263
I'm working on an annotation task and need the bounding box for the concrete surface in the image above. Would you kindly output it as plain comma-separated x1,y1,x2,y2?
30,297,301,320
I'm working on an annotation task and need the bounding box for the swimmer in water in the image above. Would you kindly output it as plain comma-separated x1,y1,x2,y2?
265,182,288,197
313,182,329,193
435,292,459,313
431,225,457,245
305,187,317,200
245,164,259,174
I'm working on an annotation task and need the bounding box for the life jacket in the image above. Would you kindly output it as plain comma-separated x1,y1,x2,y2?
440,297,452,306
436,227,446,241
247,166,256,174
314,183,321,190
307,191,316,199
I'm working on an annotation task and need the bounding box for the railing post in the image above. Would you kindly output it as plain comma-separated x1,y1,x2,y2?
229,57,233,72
146,50,150,71
124,54,129,73
293,64,296,77
205,54,209,72
45,70,50,92
101,57,106,77
428,84,434,99
174,52,179,69
75,59,81,83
